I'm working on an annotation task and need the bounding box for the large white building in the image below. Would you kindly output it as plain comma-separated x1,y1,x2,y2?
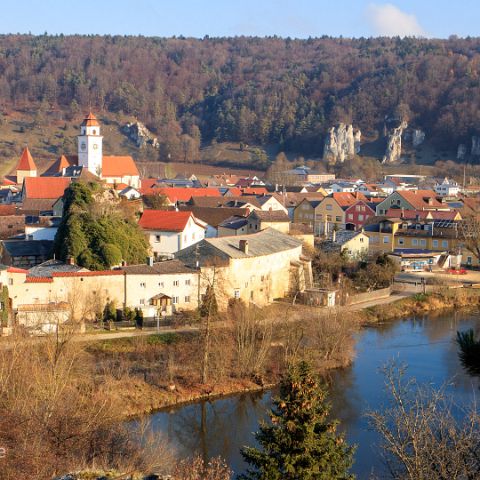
43,112,140,188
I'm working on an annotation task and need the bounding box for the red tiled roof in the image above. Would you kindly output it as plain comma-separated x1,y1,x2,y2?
242,187,268,195
52,270,124,277
82,112,100,127
139,210,193,231
224,187,242,196
16,147,37,171
141,178,158,189
7,267,28,273
23,177,71,199
158,187,221,203
25,276,53,283
397,190,444,209
102,156,139,177
2,177,17,186
332,192,368,208
386,208,461,221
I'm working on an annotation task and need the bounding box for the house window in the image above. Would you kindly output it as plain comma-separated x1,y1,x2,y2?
172,296,179,304
335,216,341,222
159,282,164,288
398,238,404,245
358,214,364,221
467,256,473,265
185,279,191,286
383,236,389,244
139,298,145,305
412,239,418,246
420,239,426,247
360,237,364,243
442,240,448,248
348,214,354,220
326,204,333,211
173,280,179,287
155,235,161,242
433,239,439,248
8,278,13,285
140,282,146,288
234,289,240,299
184,296,190,303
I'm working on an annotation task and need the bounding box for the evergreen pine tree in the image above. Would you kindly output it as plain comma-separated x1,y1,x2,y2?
239,361,355,480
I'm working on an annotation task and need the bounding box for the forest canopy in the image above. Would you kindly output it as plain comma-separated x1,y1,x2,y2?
1,35,480,156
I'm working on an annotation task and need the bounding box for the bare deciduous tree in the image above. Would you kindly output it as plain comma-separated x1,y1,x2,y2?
368,362,480,480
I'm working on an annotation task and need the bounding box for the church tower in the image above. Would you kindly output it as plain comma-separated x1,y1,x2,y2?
78,112,103,176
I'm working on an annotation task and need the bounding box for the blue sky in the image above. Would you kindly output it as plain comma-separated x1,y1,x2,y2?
0,1,478,38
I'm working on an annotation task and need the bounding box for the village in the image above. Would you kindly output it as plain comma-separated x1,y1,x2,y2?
0,112,478,335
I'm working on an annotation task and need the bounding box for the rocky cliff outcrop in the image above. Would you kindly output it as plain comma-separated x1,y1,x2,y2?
457,144,467,160
412,129,425,147
382,121,408,164
323,123,361,163
122,121,160,149
472,136,480,156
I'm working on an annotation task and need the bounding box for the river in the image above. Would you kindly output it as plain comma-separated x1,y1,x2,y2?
143,310,480,479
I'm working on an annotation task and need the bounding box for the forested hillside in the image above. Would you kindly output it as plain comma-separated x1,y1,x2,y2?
1,34,480,161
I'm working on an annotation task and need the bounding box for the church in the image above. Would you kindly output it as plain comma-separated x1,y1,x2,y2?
14,112,140,189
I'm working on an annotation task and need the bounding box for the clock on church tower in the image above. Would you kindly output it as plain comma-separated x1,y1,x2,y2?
77,112,103,176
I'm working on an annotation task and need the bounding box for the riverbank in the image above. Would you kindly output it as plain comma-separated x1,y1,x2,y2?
86,288,480,419
360,287,480,324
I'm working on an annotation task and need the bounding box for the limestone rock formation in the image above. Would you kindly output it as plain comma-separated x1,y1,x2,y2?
412,129,425,147
323,123,361,163
457,144,467,160
122,121,160,149
382,121,408,164
472,136,480,156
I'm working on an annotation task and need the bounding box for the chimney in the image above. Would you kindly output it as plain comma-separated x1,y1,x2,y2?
239,239,249,254
146,256,154,267
66,256,75,265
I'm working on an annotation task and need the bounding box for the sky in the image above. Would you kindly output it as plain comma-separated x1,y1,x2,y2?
0,0,479,39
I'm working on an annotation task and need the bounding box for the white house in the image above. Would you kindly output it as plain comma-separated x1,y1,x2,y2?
435,178,460,197
139,210,206,258
330,182,357,193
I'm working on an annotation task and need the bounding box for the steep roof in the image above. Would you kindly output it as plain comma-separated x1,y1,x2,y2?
139,210,204,232
102,156,139,177
385,208,461,221
81,112,100,127
332,192,368,208
396,190,444,209
23,177,71,199
16,147,36,172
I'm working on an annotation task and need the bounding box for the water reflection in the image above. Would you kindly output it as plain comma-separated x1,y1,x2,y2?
145,311,480,479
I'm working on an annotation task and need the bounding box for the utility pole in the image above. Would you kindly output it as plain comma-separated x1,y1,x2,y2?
195,244,201,310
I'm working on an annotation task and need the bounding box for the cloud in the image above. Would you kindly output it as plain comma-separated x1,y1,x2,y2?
366,3,426,37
